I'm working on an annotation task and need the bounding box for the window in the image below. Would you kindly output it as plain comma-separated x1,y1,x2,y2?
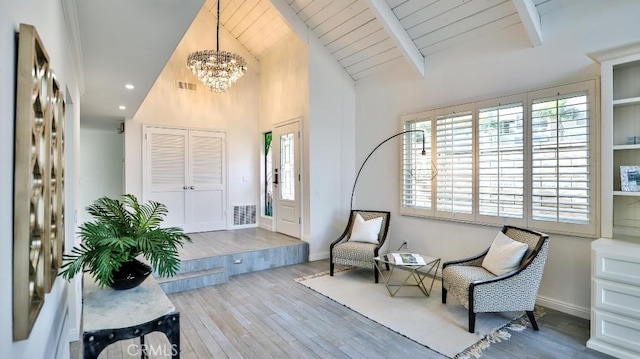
400,80,597,237
478,102,524,220
435,109,474,219
531,93,590,225
263,132,272,217
402,115,433,216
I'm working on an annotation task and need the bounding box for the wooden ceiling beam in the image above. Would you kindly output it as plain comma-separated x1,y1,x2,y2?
362,0,425,78
269,0,309,43
512,0,543,47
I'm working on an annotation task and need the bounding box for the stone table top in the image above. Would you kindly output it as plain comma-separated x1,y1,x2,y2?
83,273,175,332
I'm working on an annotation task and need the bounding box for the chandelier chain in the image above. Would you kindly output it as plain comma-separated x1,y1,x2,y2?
186,0,247,93
216,0,220,52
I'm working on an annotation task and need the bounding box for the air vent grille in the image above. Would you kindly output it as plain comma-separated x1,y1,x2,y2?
176,81,197,91
233,205,256,225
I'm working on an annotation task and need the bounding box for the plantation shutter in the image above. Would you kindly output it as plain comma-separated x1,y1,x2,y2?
402,118,433,215
531,93,590,224
435,110,473,219
148,129,187,191
144,127,227,232
190,133,223,186
478,102,524,220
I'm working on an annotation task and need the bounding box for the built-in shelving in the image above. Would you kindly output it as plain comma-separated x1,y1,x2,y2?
613,191,640,197
613,144,640,150
588,42,640,359
613,96,640,107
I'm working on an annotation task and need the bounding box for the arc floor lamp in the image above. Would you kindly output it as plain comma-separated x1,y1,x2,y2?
350,129,428,211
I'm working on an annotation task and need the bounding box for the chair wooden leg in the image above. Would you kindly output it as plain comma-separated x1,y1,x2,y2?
330,262,334,276
526,311,539,331
442,287,447,304
468,312,476,333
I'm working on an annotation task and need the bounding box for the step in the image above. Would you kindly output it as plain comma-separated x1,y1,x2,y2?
156,267,228,294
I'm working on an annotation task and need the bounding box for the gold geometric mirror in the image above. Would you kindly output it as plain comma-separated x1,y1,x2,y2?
13,23,66,342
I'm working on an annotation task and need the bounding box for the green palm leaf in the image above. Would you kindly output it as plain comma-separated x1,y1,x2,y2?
58,194,191,287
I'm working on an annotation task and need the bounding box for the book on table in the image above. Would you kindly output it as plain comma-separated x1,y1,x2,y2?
391,253,426,266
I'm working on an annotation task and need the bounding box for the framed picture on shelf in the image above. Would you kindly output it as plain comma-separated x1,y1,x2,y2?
621,166,640,191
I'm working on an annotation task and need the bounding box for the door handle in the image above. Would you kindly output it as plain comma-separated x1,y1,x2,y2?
183,186,188,190
274,169,279,185
190,186,195,190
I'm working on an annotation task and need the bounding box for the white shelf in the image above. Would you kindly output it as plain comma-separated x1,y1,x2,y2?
613,191,640,196
613,97,640,107
614,144,640,150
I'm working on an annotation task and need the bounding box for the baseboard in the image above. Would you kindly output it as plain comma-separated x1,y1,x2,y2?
587,339,638,359
258,222,273,231
232,223,258,230
309,251,329,261
258,217,273,231
536,294,590,319
68,328,79,342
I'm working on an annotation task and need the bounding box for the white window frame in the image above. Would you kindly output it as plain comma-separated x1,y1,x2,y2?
526,81,598,237
400,111,435,218
400,79,599,238
475,94,528,227
433,104,475,222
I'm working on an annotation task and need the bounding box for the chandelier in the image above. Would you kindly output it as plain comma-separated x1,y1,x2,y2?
187,0,247,93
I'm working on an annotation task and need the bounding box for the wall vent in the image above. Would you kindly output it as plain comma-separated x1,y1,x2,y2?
176,81,197,91
233,205,256,225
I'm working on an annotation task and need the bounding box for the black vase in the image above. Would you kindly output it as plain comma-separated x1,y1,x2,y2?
109,259,153,290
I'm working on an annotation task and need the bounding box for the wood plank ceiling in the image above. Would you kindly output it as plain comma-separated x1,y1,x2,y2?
205,0,560,80
204,0,292,59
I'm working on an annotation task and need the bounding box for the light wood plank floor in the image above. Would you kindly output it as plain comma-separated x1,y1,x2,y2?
178,228,303,260
72,260,613,359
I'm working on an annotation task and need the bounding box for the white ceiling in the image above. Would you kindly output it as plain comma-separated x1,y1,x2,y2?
75,0,570,127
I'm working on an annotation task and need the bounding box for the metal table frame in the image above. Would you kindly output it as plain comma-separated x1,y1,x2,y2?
374,253,441,297
82,274,180,359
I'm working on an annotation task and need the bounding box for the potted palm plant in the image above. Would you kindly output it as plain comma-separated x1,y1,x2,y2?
59,194,191,289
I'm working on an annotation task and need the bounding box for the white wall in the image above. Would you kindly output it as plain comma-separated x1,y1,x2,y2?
125,7,260,229
353,0,640,318
1,0,81,357
80,125,124,220
257,19,356,260
307,35,356,259
258,32,309,231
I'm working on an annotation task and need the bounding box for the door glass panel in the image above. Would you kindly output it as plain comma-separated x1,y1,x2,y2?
280,133,295,200
264,132,273,216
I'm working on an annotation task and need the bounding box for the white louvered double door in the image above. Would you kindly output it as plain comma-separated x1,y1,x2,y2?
143,126,226,233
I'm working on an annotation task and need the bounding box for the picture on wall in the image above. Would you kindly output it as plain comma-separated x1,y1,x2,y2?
13,23,66,341
621,166,640,192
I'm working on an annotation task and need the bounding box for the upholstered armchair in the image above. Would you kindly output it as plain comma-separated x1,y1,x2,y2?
441,225,549,333
329,210,391,283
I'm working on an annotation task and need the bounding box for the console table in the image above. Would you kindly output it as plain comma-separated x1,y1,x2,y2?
82,274,180,358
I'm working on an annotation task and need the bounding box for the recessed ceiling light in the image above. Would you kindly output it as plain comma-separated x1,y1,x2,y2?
125,84,135,90
118,105,126,110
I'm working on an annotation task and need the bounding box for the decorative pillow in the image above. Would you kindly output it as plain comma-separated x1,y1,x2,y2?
348,214,383,244
481,231,529,276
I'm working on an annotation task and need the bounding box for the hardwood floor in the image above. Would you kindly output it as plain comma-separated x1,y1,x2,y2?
72,260,613,359
178,228,303,260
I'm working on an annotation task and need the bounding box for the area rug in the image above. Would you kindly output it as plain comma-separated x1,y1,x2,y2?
297,268,540,358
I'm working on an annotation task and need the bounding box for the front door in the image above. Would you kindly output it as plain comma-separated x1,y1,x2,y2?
273,121,301,238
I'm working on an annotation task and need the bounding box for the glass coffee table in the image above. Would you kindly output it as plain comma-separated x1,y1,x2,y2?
374,253,441,297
